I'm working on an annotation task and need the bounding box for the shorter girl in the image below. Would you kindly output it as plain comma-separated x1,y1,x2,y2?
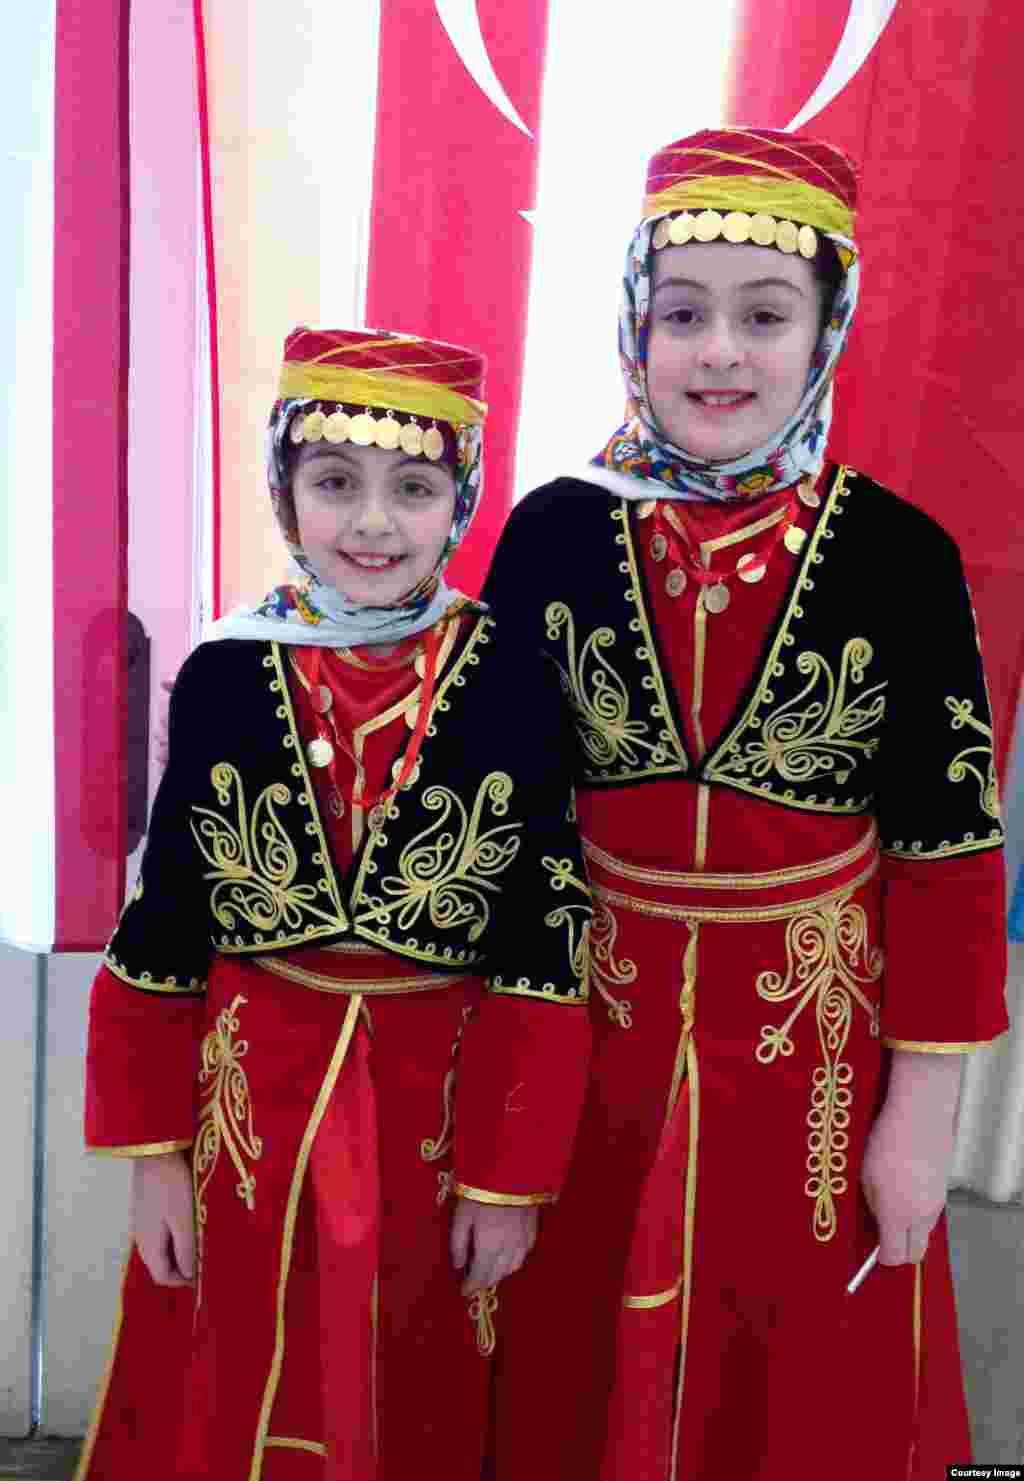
78,328,591,1481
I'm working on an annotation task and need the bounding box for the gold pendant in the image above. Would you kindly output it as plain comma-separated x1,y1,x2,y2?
312,684,333,716
302,409,326,442
784,526,808,555
422,426,445,462
399,421,424,457
323,410,350,444
348,412,375,447
650,532,668,563
704,583,731,614
665,568,687,598
736,552,766,583
797,479,820,509
652,218,672,251
307,737,334,769
373,414,401,451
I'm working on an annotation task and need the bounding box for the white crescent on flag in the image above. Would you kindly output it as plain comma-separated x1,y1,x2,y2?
786,0,900,130
435,0,533,136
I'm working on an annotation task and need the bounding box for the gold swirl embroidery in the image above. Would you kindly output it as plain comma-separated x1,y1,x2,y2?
945,697,1001,820
190,763,342,937
193,995,263,1311
755,892,882,1242
467,1286,498,1356
545,602,668,770
588,899,637,1028
714,639,886,789
360,773,521,942
542,855,592,993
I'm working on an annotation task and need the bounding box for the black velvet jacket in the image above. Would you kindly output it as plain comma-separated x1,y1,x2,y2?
482,465,1004,863
104,614,590,1003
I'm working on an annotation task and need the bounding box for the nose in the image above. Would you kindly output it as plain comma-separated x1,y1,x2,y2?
351,489,396,537
698,315,743,371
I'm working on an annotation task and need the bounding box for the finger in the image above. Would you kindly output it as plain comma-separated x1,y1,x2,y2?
461,1244,501,1297
169,1218,196,1282
140,1232,187,1287
450,1203,471,1272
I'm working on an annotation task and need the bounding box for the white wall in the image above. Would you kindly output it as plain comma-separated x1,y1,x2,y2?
0,944,38,1434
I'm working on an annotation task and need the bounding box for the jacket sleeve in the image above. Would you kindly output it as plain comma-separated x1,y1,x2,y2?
85,647,216,1152
453,641,592,1204
874,523,1008,1049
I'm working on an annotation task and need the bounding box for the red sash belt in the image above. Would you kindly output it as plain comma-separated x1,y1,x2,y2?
251,940,470,995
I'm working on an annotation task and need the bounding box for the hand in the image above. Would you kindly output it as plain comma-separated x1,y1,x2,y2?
154,678,174,770
450,1198,539,1296
132,1151,196,1287
860,1104,954,1266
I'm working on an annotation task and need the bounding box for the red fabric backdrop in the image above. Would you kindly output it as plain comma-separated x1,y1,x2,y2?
365,1,550,596
52,0,131,947
728,0,1024,773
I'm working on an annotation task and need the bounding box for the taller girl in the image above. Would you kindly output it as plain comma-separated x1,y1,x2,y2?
484,128,1008,1479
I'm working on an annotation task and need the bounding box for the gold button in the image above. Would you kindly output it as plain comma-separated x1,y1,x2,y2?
722,211,751,243
704,583,731,614
784,525,808,554
736,553,766,583
797,480,821,509
694,209,724,242
307,737,334,768
776,220,799,254
669,213,695,245
749,213,777,246
652,218,672,251
798,224,818,259
650,532,668,562
665,568,687,598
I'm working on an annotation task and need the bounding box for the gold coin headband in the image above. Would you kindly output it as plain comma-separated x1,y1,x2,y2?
652,208,819,257
289,405,449,462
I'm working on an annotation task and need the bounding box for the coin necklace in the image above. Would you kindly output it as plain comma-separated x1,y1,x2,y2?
303,626,442,831
647,484,811,614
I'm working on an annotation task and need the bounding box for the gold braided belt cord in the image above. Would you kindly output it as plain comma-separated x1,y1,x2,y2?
252,948,469,997
583,824,879,924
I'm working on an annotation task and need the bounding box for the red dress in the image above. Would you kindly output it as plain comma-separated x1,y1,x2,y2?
484,476,1008,1481
78,620,590,1480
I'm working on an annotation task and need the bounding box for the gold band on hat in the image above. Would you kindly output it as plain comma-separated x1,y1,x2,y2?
643,174,854,240
651,211,820,258
278,362,487,427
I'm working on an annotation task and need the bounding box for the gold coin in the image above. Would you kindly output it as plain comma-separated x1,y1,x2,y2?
650,532,668,562
289,416,307,445
736,553,766,583
349,412,375,446
636,499,657,520
704,583,731,614
798,224,818,259
797,480,821,509
307,737,334,768
694,209,724,243
749,213,777,247
784,525,808,554
422,426,445,462
372,414,400,450
323,410,350,444
399,421,424,457
722,211,752,244
652,218,672,251
302,410,325,442
668,213,695,245
312,684,333,715
665,568,687,598
775,220,799,255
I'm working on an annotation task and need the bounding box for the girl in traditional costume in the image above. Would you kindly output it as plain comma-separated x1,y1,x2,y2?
78,328,591,1480
482,129,1009,1479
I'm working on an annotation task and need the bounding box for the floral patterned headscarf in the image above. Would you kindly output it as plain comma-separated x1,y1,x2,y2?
591,128,861,502
212,329,487,647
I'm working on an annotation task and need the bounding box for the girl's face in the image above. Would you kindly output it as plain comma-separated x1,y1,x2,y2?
646,242,824,462
290,442,456,604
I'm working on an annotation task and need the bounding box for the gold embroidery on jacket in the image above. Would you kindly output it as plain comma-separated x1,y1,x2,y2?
541,855,592,996
588,899,637,1028
191,763,346,944
711,638,886,792
945,697,1001,821
193,995,263,1311
755,891,882,1242
355,773,521,943
545,601,663,771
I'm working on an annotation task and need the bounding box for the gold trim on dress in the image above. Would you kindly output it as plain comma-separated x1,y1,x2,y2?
583,823,877,891
668,1038,700,1481
623,1282,682,1310
87,1139,193,1158
694,785,710,872
588,899,638,1027
265,1437,328,1457
249,994,363,1481
453,1183,556,1206
102,954,205,994
620,504,690,773
881,1038,990,1053
881,832,1003,861
541,854,592,997
252,954,465,996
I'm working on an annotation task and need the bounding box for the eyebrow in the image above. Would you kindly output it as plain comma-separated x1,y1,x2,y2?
655,275,806,298
298,447,439,473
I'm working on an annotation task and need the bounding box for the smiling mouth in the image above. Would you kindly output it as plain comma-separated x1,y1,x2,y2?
687,391,756,411
338,552,405,570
